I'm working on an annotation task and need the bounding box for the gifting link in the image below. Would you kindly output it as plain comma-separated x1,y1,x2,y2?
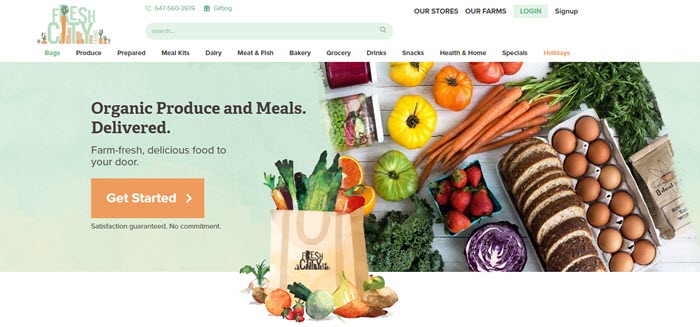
91,178,205,218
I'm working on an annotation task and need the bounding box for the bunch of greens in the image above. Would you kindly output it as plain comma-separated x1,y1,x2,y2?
364,196,444,272
507,62,664,158
272,151,343,211
326,99,347,151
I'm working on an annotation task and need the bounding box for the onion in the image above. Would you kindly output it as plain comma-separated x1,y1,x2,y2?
465,221,527,272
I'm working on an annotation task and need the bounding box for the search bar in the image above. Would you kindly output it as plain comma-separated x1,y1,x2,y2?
146,23,393,40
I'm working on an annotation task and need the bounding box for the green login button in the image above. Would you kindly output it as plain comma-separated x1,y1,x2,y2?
514,5,548,18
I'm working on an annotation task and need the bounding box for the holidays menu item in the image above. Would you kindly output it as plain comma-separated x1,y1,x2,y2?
629,135,690,239
547,110,661,272
499,138,606,272
323,94,383,152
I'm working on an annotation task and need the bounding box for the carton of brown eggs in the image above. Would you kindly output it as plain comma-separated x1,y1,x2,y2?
548,108,662,272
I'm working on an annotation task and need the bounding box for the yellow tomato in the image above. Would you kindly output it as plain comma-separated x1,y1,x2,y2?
388,95,437,149
389,62,434,87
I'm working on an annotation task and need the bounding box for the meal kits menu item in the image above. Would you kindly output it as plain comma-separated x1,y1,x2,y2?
629,135,690,239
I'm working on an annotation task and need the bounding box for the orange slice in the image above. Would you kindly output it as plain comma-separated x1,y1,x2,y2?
339,156,364,189
360,186,376,216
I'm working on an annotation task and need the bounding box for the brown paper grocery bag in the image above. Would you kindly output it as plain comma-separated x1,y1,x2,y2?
269,209,369,295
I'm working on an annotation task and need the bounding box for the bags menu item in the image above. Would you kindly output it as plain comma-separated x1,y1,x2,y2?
269,208,369,295
629,135,690,239
323,94,383,152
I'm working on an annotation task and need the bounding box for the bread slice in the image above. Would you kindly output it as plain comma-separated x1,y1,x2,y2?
518,172,573,216
565,255,607,272
530,195,585,244
513,167,563,204
539,217,591,263
500,138,542,176
546,235,598,272
508,152,562,199
524,186,578,230
504,142,558,180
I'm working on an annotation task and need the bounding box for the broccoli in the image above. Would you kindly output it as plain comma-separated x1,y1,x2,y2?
364,196,444,272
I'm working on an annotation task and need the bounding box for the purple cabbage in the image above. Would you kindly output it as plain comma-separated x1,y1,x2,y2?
465,221,527,272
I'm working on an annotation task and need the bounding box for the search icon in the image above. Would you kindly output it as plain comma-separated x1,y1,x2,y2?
379,26,387,33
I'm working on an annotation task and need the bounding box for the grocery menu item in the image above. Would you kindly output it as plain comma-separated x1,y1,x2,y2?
323,94,383,152
499,138,605,272
547,109,662,271
629,135,690,239
324,62,375,89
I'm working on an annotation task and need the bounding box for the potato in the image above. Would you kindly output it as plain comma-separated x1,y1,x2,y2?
362,287,398,309
252,287,270,303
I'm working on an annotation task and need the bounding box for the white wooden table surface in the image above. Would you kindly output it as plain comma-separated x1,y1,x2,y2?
326,62,699,272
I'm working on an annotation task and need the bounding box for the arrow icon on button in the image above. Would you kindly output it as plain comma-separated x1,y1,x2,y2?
186,194,192,203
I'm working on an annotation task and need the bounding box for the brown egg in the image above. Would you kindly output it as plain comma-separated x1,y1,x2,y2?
587,140,611,165
598,165,622,190
564,153,588,178
598,228,623,253
632,240,656,265
609,252,634,272
553,130,577,155
575,116,600,142
576,177,601,203
621,215,646,240
587,202,611,227
610,191,635,216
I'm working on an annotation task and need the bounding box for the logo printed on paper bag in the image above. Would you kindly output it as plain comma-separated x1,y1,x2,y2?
37,4,112,44
294,251,330,270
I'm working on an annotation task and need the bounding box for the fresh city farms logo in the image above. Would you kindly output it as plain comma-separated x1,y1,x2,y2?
37,5,111,44
294,251,330,270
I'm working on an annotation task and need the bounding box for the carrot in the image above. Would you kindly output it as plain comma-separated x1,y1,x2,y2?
474,126,543,154
442,101,530,172
529,90,561,107
417,158,439,191
505,102,561,135
414,86,509,166
472,85,505,113
444,87,522,162
502,115,548,135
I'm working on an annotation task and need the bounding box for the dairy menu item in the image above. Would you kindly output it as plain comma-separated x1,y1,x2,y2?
629,135,690,239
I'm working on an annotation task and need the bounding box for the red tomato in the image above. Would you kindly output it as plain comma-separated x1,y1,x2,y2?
502,62,524,75
469,62,504,84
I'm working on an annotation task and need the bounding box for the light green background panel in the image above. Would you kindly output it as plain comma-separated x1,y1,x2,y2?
0,63,330,271
642,63,700,238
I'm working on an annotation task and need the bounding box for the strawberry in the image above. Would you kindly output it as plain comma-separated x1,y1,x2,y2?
469,189,493,217
446,210,471,234
450,168,467,188
450,189,472,213
433,180,452,206
466,165,482,188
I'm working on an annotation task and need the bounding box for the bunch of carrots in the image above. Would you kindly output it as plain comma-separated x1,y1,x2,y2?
414,84,562,189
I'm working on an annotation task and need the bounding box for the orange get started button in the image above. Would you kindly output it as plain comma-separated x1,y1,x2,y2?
91,178,204,218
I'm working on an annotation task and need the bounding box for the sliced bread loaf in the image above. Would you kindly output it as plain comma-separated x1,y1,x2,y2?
517,171,572,211
545,235,598,272
530,194,585,244
564,255,607,272
524,185,577,229
503,142,558,180
539,217,591,263
508,152,563,200
500,138,542,176
512,167,563,204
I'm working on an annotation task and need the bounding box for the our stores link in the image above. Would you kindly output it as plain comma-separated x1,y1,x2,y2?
414,8,507,15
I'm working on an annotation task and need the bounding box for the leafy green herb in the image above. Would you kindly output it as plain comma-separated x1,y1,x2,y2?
287,282,312,302
364,196,444,272
275,159,297,208
507,62,664,158
302,151,343,211
240,260,270,286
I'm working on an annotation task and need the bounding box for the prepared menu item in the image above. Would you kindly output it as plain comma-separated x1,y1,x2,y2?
546,109,662,272
629,135,690,239
499,138,605,272
324,62,376,89
323,94,383,152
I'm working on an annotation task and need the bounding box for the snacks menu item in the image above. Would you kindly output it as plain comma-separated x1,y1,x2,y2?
546,109,662,271
629,135,690,240
323,94,383,152
498,138,605,272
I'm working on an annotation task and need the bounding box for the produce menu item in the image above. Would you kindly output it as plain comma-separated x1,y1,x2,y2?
499,137,606,272
324,62,375,89
547,109,661,272
428,161,502,236
323,94,383,152
629,135,690,239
